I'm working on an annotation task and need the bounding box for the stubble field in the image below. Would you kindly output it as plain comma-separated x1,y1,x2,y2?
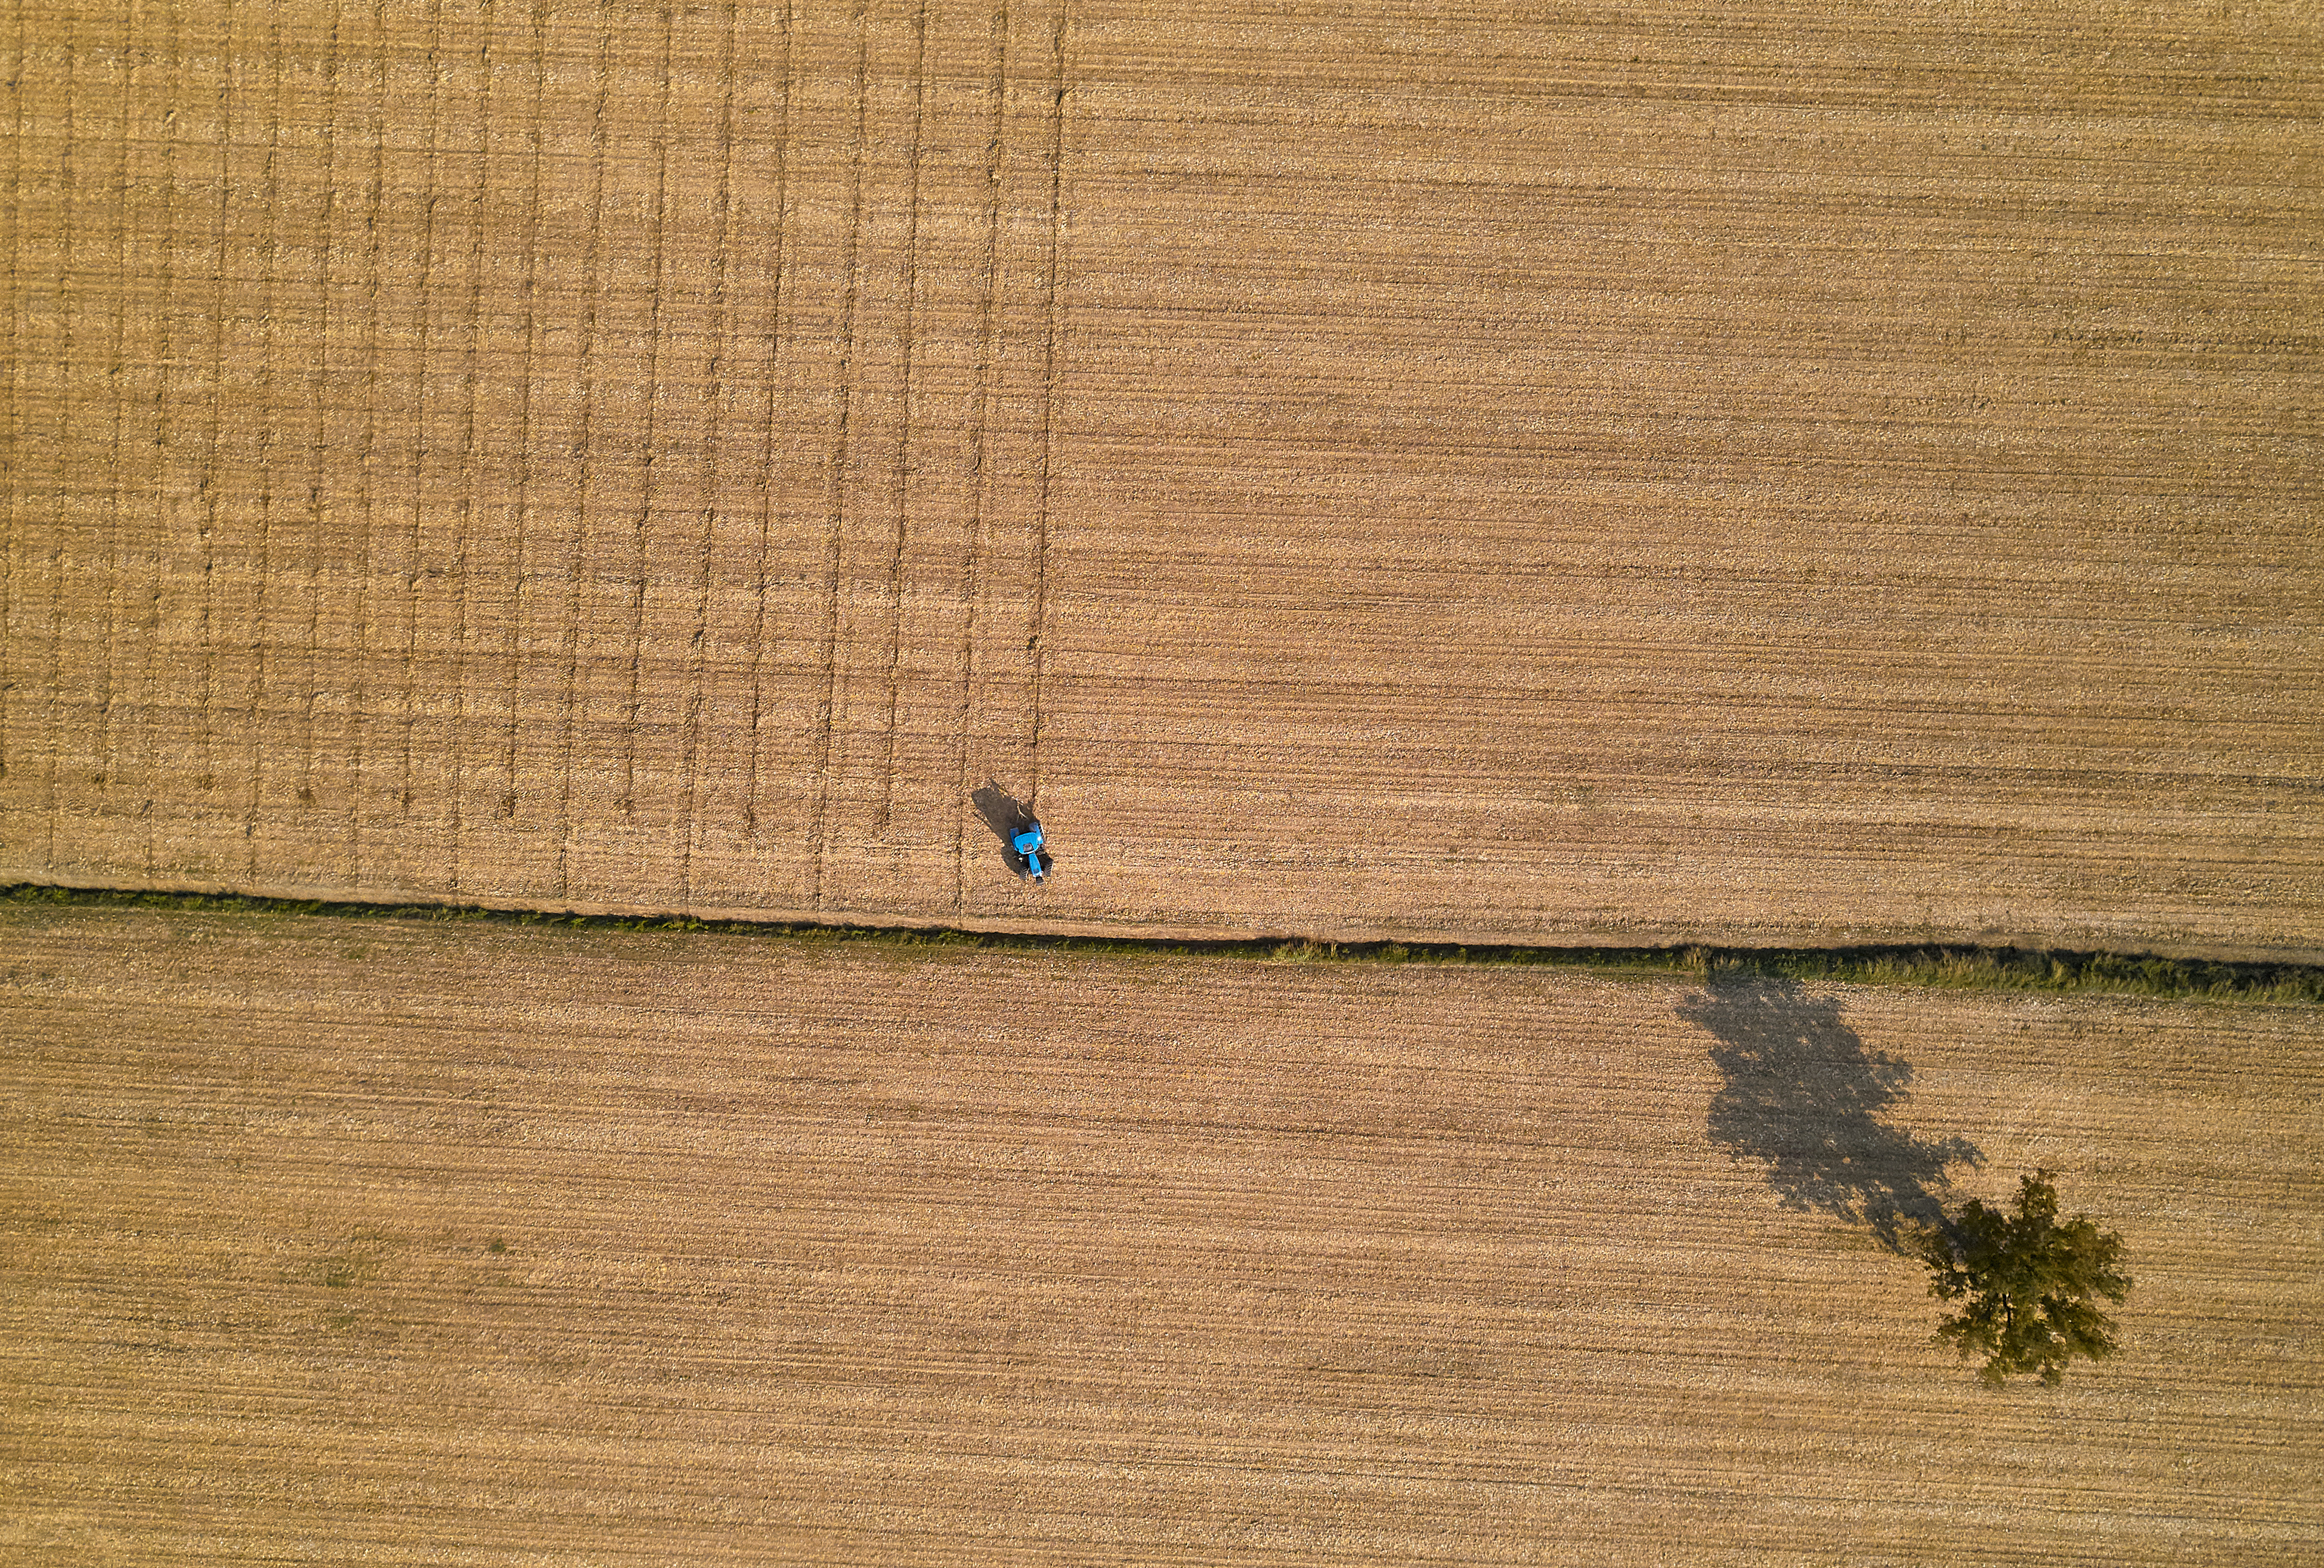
4,902,2320,1564
4,0,2321,956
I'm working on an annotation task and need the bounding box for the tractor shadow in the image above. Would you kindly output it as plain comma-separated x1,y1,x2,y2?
968,780,1049,879
1677,976,1980,1251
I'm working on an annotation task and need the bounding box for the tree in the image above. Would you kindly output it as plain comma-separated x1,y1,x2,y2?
1913,1169,2131,1387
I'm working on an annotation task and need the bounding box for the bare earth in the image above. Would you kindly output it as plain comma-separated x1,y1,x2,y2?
4,903,2319,1564
4,1,2321,956
7,4,2322,1558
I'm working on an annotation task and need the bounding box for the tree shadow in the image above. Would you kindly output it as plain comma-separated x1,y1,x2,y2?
968,779,1050,878
1677,976,1981,1251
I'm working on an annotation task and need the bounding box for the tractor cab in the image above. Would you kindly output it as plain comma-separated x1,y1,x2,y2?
1011,822,1049,883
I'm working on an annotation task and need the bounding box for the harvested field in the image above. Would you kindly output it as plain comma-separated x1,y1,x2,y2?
4,0,2322,955
5,902,2321,1564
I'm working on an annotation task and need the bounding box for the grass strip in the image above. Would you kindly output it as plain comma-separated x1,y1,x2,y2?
5,881,2319,1005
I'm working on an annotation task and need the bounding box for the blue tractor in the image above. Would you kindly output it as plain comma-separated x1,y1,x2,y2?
1011,821,1050,883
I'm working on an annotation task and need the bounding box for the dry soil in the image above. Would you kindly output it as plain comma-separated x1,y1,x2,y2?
4,903,2319,1564
4,0,2321,955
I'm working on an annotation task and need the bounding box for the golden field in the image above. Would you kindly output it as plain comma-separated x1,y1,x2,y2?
7,6,2321,1558
4,903,2319,1563
2,0,2319,955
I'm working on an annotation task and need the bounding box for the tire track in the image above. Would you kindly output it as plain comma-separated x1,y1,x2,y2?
243,11,286,879
346,0,386,887
677,0,740,904
447,0,494,892
0,0,21,791
741,0,794,842
553,14,613,900
39,10,78,869
1026,0,1066,805
501,1,546,833
302,0,345,828
400,0,445,826
138,0,187,876
622,5,675,826
951,0,1010,912
808,0,871,909
95,2,135,826
874,0,932,837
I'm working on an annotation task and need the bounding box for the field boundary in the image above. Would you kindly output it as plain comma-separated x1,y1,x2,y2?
7,881,2320,1005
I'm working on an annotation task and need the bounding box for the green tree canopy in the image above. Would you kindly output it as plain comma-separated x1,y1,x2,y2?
1914,1169,2131,1387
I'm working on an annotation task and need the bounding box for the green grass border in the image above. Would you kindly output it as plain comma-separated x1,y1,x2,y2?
6,882,2320,1005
